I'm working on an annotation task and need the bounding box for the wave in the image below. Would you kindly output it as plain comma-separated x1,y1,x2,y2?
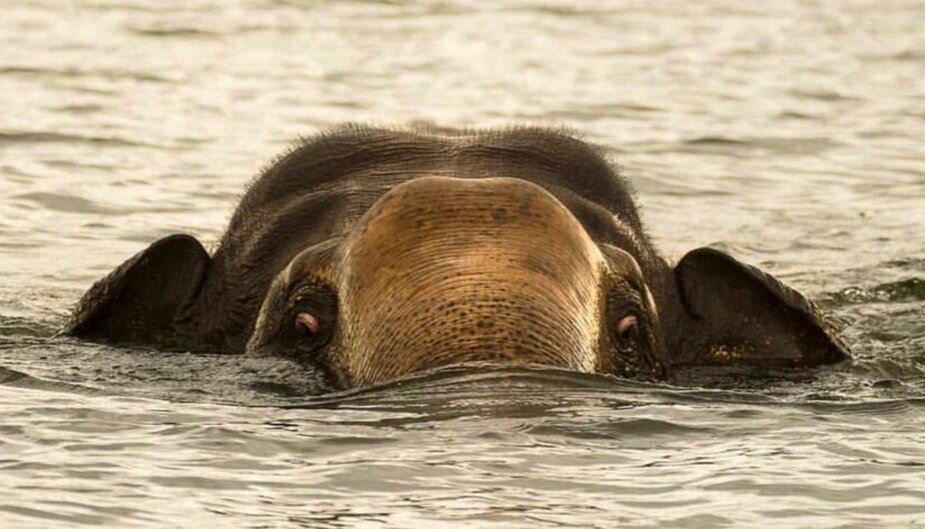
0,365,103,395
0,131,155,149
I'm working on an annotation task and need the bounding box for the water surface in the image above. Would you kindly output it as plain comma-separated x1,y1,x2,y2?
1,0,923,527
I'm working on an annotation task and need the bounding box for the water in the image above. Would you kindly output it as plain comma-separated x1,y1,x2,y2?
1,0,923,527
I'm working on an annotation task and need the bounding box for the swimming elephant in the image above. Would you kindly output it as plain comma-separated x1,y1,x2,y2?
66,126,849,389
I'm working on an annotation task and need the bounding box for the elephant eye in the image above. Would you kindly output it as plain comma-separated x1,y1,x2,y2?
289,281,337,339
295,312,320,336
615,313,639,341
609,306,643,354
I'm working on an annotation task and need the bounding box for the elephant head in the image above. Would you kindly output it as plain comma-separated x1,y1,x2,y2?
66,127,849,390
245,176,666,388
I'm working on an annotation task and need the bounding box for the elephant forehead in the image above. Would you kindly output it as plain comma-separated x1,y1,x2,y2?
342,176,604,276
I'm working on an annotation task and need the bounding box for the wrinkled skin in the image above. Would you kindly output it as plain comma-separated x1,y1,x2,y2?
66,126,849,390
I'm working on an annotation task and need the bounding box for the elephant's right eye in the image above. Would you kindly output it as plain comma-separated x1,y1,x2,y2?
295,312,320,336
286,281,338,355
615,313,639,341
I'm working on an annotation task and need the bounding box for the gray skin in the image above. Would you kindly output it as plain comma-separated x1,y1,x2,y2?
66,126,849,390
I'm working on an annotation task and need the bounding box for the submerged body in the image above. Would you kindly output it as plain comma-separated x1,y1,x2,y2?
67,126,848,389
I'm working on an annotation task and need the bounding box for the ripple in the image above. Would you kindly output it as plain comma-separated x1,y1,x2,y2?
10,193,131,215
800,397,925,416
0,131,154,149
677,135,841,156
528,417,712,438
126,26,224,38
51,104,104,114
789,89,862,102
0,366,102,395
0,66,174,84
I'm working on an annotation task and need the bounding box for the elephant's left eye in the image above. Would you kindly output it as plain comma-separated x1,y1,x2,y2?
607,290,644,354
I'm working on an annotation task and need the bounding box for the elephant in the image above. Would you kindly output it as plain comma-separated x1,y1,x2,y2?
66,126,849,389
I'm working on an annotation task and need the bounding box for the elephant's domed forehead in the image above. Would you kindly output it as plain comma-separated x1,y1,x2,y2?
343,176,603,271
334,176,608,387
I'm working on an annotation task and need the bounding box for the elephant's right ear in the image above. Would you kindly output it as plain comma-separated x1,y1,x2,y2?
65,234,210,347
674,247,849,368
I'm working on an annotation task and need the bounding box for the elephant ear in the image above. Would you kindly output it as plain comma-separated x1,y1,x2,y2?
674,247,849,368
65,234,210,347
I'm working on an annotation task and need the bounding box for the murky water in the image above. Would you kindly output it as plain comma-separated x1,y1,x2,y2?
1,0,923,527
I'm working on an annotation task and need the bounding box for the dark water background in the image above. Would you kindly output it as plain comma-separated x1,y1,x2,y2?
1,0,923,527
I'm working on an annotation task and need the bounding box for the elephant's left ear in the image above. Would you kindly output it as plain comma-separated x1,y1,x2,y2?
674,247,849,367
